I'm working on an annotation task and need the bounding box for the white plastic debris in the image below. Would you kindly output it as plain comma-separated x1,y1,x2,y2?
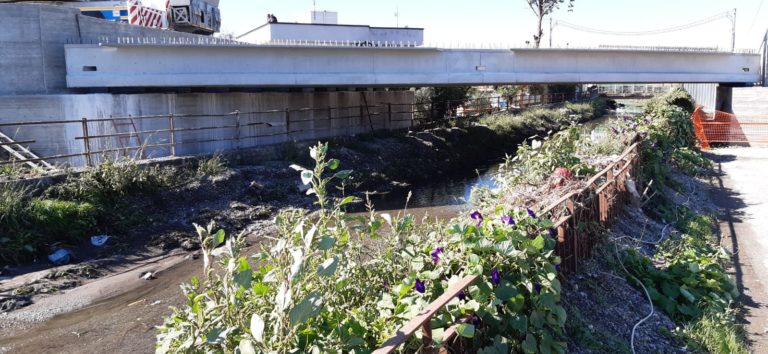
140,271,155,280
48,249,72,265
90,235,111,247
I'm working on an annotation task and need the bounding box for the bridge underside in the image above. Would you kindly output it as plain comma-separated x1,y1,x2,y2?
65,45,762,89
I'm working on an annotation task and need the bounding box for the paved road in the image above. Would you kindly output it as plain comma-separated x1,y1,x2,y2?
709,147,768,351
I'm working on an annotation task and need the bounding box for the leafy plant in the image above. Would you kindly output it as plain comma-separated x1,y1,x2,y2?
498,126,595,186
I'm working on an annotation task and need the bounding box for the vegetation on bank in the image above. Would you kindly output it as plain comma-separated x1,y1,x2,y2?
0,157,225,264
156,89,750,353
0,99,606,265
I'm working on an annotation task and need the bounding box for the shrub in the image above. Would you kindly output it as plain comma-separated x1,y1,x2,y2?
47,159,176,203
27,199,96,243
157,143,566,353
196,154,228,177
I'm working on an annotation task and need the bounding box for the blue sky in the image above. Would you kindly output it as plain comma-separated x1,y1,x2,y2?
219,1,768,50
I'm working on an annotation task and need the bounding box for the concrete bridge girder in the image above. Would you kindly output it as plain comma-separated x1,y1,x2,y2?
64,45,762,89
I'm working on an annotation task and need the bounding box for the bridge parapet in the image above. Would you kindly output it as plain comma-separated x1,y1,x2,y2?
64,44,762,89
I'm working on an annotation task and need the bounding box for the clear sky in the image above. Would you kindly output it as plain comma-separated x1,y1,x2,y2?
219,1,768,50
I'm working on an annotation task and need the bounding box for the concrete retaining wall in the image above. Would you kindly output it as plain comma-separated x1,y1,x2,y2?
0,3,204,95
0,90,414,167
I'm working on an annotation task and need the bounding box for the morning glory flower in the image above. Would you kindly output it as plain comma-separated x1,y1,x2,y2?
548,228,557,237
431,247,444,264
555,264,561,272
457,290,466,300
526,208,537,219
491,268,501,285
534,283,542,294
470,314,482,326
383,280,389,291
501,215,515,225
414,278,425,293
470,211,484,226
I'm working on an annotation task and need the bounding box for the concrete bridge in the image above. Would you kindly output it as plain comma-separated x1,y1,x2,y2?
64,43,763,89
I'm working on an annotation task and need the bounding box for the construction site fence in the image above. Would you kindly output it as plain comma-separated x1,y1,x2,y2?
376,139,641,353
0,92,590,169
692,106,768,148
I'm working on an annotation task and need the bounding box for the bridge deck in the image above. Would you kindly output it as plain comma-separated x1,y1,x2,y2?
64,44,762,88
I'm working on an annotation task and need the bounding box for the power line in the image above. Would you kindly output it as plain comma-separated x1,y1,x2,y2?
556,11,731,36
748,0,764,34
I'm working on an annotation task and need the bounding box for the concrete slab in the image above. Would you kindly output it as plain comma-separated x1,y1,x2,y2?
709,147,768,351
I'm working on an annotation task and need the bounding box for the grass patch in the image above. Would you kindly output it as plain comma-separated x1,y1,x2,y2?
681,313,749,354
197,154,228,177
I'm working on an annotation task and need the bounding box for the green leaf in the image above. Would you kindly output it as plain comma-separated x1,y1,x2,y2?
327,159,340,170
457,324,475,338
206,327,226,344
522,333,538,353
680,287,696,302
531,235,545,250
318,236,336,250
495,285,517,301
338,196,356,207
239,339,256,354
300,170,314,185
333,170,352,180
317,257,338,277
289,292,324,325
250,314,265,342
234,257,253,289
214,229,226,247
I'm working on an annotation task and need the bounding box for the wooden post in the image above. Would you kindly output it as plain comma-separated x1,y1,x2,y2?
388,103,392,129
81,117,93,167
234,110,241,152
566,197,577,272
285,109,291,140
168,113,176,156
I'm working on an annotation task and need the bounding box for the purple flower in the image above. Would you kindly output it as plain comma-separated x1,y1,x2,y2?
470,314,482,326
548,228,557,237
470,211,484,226
555,264,561,272
501,215,515,225
527,208,537,219
431,247,444,264
414,278,425,293
611,127,619,135
457,290,466,300
491,268,501,285
534,283,542,294
383,280,390,291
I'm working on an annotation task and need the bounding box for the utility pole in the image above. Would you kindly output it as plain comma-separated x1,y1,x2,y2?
731,8,737,52
549,17,553,48
395,7,399,27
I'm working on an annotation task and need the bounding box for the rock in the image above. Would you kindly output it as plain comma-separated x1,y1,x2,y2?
0,296,32,313
180,239,200,251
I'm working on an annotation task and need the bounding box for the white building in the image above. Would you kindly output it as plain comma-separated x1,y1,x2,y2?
237,11,423,46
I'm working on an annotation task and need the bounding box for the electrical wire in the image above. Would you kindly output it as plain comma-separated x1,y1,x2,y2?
556,12,731,36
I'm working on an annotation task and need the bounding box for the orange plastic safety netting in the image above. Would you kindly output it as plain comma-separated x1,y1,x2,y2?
692,107,768,149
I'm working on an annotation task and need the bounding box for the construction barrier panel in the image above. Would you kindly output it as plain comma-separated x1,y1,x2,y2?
693,106,768,148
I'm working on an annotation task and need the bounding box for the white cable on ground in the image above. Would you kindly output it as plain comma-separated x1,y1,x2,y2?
610,178,697,353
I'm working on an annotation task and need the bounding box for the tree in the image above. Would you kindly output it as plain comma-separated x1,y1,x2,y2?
525,0,574,48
